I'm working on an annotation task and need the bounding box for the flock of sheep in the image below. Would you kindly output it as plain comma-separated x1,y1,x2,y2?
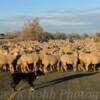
0,37,100,74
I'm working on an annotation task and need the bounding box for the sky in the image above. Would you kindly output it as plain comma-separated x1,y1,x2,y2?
0,0,100,34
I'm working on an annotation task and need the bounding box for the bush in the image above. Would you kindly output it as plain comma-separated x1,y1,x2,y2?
96,32,100,37
67,33,80,39
52,32,67,39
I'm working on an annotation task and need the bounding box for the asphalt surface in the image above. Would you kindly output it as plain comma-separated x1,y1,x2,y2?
0,71,100,100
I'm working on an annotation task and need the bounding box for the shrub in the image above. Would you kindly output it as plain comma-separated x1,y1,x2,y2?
52,32,67,39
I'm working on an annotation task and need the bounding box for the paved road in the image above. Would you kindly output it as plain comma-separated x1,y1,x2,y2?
0,72,100,100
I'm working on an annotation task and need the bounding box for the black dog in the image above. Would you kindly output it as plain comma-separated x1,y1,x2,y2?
10,70,45,91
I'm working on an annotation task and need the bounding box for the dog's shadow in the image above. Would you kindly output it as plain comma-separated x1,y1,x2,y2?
36,72,97,90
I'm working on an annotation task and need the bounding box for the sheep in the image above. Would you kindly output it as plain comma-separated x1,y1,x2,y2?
0,36,99,74
16,51,41,73
40,52,59,73
0,51,19,73
79,51,100,71
60,51,78,72
16,53,34,72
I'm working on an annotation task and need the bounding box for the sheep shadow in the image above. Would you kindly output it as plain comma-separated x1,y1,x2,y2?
36,72,97,90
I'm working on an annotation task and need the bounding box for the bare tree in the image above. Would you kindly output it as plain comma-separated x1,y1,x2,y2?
20,17,43,40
